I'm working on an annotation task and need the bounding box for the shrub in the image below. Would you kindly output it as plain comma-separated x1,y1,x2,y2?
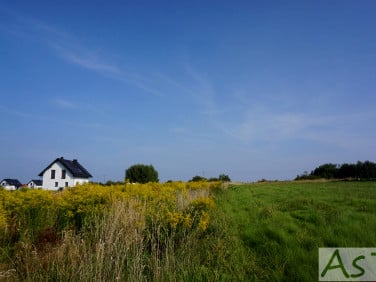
125,164,159,183
189,176,207,182
218,174,231,182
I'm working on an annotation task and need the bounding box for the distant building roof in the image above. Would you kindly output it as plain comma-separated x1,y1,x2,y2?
1,178,22,187
38,157,93,178
28,179,43,186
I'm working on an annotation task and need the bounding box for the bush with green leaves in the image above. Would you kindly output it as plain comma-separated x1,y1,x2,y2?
189,176,207,182
125,164,159,183
218,174,231,182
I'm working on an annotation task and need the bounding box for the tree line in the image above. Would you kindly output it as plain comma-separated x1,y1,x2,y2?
124,164,231,184
295,161,376,180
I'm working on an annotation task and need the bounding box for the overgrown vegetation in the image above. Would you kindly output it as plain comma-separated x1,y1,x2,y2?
1,181,375,281
0,181,218,281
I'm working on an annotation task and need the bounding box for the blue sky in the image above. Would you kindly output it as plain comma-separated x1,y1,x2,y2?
1,1,376,183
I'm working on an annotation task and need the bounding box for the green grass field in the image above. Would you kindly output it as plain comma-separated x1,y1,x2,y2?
206,181,376,281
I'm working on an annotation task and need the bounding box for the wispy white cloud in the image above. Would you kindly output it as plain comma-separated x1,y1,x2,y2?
185,65,219,116
0,105,35,118
0,9,165,97
52,44,121,75
0,102,104,130
4,7,373,154
223,111,306,141
154,72,196,97
217,107,376,151
50,42,165,97
152,64,376,153
1,7,226,104
66,121,104,129
169,67,376,151
53,98,78,110
52,97,111,117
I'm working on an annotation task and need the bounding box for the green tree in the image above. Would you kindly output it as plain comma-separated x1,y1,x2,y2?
337,163,358,179
218,174,231,182
125,164,159,183
208,177,219,182
300,160,376,180
357,160,376,179
312,163,338,179
189,176,207,182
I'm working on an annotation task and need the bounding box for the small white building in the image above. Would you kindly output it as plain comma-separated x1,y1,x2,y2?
27,179,43,189
38,157,92,190
0,179,22,190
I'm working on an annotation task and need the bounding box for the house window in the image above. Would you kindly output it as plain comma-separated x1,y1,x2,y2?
65,182,68,187
62,170,66,179
55,182,58,187
51,170,56,179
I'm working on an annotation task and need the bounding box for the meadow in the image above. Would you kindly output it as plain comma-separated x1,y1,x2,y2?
211,180,376,281
0,180,375,281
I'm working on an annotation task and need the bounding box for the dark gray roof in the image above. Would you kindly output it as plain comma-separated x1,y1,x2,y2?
38,157,92,178
28,179,43,186
1,179,22,187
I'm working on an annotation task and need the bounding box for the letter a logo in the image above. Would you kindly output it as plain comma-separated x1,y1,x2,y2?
321,249,349,279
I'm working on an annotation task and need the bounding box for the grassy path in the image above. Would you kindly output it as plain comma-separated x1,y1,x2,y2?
210,181,376,281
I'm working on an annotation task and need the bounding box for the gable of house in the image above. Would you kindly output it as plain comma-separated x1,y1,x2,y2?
38,157,92,190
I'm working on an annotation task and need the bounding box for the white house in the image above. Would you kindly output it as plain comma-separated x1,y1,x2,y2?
0,179,22,190
38,157,92,190
27,179,43,189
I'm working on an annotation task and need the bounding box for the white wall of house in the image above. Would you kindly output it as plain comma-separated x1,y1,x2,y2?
42,162,74,190
27,181,43,189
73,178,89,186
41,162,89,190
0,181,16,190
